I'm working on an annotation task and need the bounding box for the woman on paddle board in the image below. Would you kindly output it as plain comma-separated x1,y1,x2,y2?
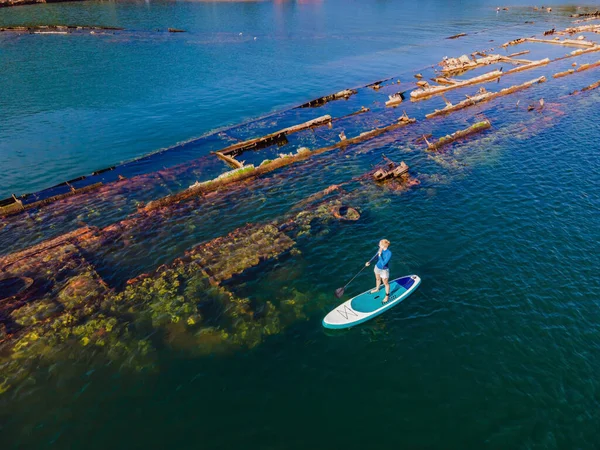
365,239,392,303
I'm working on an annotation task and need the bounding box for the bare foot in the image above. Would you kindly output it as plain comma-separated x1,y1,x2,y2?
370,287,379,294
382,295,389,304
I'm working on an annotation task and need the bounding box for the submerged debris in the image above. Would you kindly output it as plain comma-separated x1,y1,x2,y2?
373,157,409,182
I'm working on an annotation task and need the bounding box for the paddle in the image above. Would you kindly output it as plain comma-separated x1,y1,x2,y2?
335,252,379,298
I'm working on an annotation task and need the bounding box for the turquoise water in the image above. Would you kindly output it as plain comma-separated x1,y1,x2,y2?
0,0,586,198
2,1,600,449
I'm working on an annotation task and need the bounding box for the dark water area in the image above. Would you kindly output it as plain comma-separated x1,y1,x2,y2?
2,1,600,449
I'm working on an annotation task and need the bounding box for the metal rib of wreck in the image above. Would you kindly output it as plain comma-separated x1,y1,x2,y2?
425,76,547,119
425,120,492,151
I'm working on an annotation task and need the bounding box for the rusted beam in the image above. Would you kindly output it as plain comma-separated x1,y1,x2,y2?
426,76,546,119
411,70,502,101
426,120,492,151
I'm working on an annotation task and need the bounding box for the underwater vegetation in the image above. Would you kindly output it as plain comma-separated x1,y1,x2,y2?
0,191,373,394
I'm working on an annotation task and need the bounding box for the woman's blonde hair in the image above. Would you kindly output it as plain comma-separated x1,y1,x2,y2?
380,239,390,247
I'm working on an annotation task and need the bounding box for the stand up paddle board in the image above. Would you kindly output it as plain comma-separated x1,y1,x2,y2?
323,275,421,329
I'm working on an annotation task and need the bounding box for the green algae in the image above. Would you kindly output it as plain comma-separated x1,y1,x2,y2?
0,190,365,395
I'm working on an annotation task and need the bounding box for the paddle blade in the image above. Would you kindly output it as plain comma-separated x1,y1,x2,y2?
334,287,345,298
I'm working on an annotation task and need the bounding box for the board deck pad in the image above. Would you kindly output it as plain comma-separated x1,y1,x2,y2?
351,282,407,313
323,275,420,329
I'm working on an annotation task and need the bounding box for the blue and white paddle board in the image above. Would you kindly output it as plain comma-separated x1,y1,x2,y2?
323,275,421,329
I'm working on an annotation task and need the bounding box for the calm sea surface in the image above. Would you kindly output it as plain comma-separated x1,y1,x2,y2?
2,1,600,449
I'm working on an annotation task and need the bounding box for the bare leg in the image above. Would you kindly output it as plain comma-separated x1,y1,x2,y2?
382,278,390,303
371,273,381,293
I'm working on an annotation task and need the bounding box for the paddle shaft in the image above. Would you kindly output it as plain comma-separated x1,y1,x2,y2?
341,252,379,290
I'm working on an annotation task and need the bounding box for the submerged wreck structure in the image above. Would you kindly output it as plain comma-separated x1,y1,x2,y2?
2,17,600,397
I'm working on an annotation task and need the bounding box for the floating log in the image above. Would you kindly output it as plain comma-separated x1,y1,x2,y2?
168,28,186,33
426,76,546,119
144,116,416,212
411,70,502,101
426,120,491,151
217,115,331,158
297,89,356,108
